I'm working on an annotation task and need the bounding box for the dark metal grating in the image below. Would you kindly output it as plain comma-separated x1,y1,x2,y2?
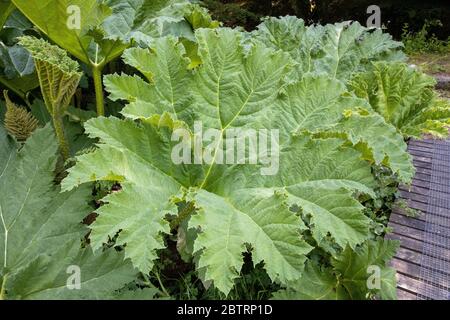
417,140,450,300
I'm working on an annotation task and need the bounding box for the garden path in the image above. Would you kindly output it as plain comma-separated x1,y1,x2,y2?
388,138,450,300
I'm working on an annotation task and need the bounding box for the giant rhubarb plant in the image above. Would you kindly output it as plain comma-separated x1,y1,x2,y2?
62,29,404,298
19,36,82,160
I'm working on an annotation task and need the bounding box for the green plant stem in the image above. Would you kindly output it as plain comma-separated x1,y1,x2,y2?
92,64,105,116
53,114,70,160
0,274,8,300
152,270,170,297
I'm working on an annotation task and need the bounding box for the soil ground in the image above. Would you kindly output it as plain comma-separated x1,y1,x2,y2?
408,53,450,99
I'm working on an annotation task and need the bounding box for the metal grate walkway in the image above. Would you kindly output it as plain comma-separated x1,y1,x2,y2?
387,138,450,300
417,139,450,300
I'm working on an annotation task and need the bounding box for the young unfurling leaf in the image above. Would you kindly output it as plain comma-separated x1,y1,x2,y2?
19,36,82,159
350,62,450,139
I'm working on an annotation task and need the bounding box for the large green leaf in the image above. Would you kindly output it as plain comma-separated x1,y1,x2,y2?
0,125,137,300
0,125,78,271
12,0,117,65
0,9,39,97
273,239,399,300
272,261,349,300
62,117,186,274
63,29,383,295
0,74,38,99
330,111,415,183
0,0,14,29
350,62,450,138
0,43,34,78
249,17,415,182
274,75,414,183
190,190,312,293
103,0,216,45
251,16,405,81
1,8,31,34
332,239,399,300
12,0,216,67
6,242,137,299
110,33,413,187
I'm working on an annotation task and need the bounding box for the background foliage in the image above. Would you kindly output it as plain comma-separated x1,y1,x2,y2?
204,0,450,39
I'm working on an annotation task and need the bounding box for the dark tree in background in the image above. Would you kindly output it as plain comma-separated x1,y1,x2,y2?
202,0,312,30
311,0,449,39
203,0,450,39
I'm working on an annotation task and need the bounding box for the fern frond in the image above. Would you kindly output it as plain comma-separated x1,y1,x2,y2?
3,91,39,142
